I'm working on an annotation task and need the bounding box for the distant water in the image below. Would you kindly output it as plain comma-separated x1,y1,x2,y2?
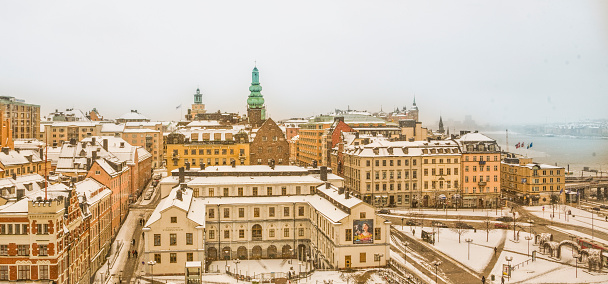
483,131,608,174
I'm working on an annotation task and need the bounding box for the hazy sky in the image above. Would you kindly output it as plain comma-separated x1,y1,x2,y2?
1,0,607,127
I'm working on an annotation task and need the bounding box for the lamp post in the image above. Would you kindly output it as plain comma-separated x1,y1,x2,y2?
432,260,442,283
147,260,156,284
573,253,580,278
505,256,513,280
233,259,241,282
525,236,533,257
403,242,409,264
465,238,473,260
374,253,383,268
119,270,123,284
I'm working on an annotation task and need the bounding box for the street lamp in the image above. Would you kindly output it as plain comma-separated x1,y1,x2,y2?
233,259,241,282
525,236,533,257
374,253,384,267
432,260,442,283
573,253,580,278
505,256,513,280
465,238,473,260
403,242,409,264
147,260,157,284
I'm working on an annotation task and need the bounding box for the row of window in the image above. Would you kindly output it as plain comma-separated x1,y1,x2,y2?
465,165,499,172
208,205,306,219
194,186,313,198
464,175,498,183
464,155,499,162
0,244,48,256
0,224,28,235
207,227,305,240
365,159,418,167
153,252,193,264
0,265,49,280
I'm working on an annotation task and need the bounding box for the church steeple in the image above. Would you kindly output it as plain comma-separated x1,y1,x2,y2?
247,65,266,128
439,116,445,134
247,66,264,109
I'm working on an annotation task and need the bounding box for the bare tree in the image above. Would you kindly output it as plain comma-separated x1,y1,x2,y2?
450,215,469,243
482,212,494,242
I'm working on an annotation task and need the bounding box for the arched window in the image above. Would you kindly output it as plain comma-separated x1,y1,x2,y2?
252,224,262,240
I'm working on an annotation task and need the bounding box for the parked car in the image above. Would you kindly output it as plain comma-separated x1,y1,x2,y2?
378,209,391,214
455,222,474,229
405,219,420,226
600,205,608,209
592,207,601,211
496,216,513,222
494,223,509,229
432,221,448,228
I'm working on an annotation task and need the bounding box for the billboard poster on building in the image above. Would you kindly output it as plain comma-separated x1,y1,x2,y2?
353,219,374,244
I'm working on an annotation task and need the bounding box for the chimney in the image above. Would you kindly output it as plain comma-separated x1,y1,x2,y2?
1,147,9,155
16,189,24,200
179,167,185,183
92,137,96,145
92,150,97,161
185,160,191,170
320,166,327,181
345,191,350,199
12,173,17,180
103,139,108,151
120,142,125,148
176,189,183,201
70,138,77,146
325,182,331,189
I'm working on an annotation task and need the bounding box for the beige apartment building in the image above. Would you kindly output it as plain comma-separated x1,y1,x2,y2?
455,132,502,208
336,135,461,208
143,166,390,276
0,96,40,140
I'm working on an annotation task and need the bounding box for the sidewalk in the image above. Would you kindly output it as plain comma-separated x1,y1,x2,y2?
93,174,160,284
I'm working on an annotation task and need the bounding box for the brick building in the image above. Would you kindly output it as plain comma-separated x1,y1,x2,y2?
249,118,289,165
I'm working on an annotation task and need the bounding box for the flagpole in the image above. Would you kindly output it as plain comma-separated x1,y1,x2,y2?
506,129,509,152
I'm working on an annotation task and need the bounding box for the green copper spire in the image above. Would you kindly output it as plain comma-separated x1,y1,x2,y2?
194,88,203,104
247,66,264,108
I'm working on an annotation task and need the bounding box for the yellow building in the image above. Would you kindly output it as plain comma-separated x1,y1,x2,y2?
165,128,250,173
501,156,565,205
456,133,502,208
0,148,50,179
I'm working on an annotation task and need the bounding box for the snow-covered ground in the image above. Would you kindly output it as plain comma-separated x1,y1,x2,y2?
393,208,517,218
136,270,387,284
397,226,505,273
527,205,608,235
488,231,608,283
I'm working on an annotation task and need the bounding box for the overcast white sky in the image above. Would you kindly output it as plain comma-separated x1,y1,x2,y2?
1,0,607,126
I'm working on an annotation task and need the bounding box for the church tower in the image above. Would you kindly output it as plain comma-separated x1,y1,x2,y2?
439,116,445,133
189,88,206,120
247,66,266,128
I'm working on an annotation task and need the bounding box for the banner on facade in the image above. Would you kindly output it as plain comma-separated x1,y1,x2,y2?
353,219,374,244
